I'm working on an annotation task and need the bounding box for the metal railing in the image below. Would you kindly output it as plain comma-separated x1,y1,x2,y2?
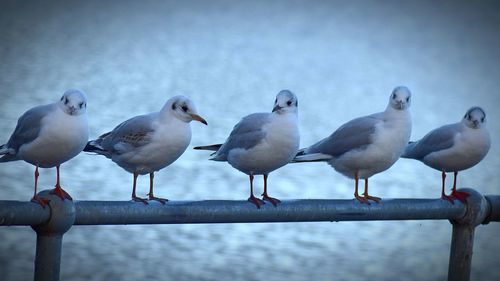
1,188,499,281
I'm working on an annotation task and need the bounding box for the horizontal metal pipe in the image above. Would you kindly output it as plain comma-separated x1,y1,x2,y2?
73,199,467,225
0,201,50,226
484,195,500,224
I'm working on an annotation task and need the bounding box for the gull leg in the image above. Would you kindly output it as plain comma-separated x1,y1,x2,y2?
362,178,381,203
247,173,265,209
31,165,50,208
131,172,148,204
441,171,454,204
50,165,73,200
148,172,168,204
450,171,469,203
261,174,281,207
354,172,369,204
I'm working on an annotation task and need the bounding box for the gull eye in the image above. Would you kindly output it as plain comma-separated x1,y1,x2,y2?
406,97,410,102
467,115,472,121
171,103,176,110
286,100,292,106
392,94,396,100
64,98,69,105
481,117,485,122
181,105,188,112
79,102,84,108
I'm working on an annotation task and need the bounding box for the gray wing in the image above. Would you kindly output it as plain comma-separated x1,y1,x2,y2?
98,113,157,155
211,113,271,161
305,115,379,158
5,104,56,152
402,123,460,160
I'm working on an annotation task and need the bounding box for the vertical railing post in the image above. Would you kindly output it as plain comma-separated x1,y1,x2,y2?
31,190,75,281
447,188,489,281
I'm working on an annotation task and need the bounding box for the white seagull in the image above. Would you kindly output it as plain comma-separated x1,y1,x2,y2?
0,89,89,207
293,86,412,204
194,90,300,208
84,95,207,204
402,106,490,203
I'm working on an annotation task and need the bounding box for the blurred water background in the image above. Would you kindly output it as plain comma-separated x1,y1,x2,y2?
1,1,499,280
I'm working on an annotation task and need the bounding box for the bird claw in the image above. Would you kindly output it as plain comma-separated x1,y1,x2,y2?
31,195,50,208
355,194,371,205
247,196,265,209
261,194,281,207
51,186,73,201
441,194,456,204
363,193,381,203
451,190,470,203
132,196,149,205
148,195,169,204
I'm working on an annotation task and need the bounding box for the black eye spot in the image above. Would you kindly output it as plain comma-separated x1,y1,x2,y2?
64,98,69,105
79,102,84,108
481,117,485,122
406,97,410,102
467,115,472,121
181,105,188,112
171,102,176,110
286,100,292,106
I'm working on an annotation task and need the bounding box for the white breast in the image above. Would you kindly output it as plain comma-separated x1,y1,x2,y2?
423,126,490,172
332,110,411,179
228,114,299,175
19,108,89,168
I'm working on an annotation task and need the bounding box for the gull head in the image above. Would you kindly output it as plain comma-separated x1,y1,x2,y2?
389,86,411,111
272,90,298,115
463,106,486,129
59,89,87,116
166,95,207,125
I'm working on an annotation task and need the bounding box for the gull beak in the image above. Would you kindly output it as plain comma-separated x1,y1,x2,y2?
272,105,282,113
190,114,208,125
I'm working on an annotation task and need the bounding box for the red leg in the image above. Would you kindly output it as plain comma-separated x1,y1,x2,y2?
354,172,369,204
147,172,168,204
261,174,281,207
31,165,50,207
450,171,469,203
362,178,380,203
131,172,148,204
441,171,454,204
50,165,73,200
247,173,265,209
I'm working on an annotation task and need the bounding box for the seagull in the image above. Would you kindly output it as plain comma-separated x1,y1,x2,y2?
402,106,490,203
0,89,89,207
293,86,412,204
84,95,207,204
194,90,300,208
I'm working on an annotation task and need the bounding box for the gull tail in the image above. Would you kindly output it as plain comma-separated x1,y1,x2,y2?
0,144,19,162
400,141,418,159
83,140,106,154
291,149,332,163
193,144,222,151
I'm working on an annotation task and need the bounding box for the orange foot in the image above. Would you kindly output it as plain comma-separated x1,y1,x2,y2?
355,194,371,205
451,190,470,203
363,194,381,203
132,196,149,205
262,194,281,207
148,195,169,205
31,195,50,208
441,194,456,204
248,195,265,209
51,186,73,201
